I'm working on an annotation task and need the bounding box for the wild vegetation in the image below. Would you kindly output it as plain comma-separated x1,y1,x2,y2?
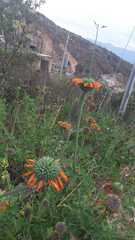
0,80,135,240
0,1,135,240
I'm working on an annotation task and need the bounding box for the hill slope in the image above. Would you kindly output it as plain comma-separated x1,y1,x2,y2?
98,42,135,64
26,12,132,79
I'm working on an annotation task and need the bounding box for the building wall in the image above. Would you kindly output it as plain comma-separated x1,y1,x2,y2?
26,24,78,73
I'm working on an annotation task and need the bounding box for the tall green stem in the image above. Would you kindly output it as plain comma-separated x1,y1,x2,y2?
75,92,89,163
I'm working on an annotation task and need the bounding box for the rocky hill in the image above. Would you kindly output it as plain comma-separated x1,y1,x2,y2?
24,12,132,80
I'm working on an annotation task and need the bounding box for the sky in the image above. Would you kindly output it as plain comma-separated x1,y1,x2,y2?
40,0,135,50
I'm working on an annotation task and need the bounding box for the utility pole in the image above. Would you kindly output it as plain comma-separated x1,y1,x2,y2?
119,63,135,115
90,21,107,76
60,32,70,78
93,21,107,45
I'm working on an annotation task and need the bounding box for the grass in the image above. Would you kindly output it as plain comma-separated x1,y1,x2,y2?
0,87,135,240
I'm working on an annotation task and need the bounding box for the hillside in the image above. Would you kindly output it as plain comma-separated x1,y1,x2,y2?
98,42,135,64
26,12,132,79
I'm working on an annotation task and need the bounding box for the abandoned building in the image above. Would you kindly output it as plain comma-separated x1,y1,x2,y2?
24,22,78,76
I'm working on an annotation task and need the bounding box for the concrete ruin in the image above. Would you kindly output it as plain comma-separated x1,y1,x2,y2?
24,22,78,75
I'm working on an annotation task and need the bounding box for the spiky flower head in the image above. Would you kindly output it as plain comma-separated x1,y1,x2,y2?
72,77,103,92
34,156,61,181
22,157,69,192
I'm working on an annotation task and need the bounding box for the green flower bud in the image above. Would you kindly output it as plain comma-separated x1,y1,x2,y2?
34,156,61,181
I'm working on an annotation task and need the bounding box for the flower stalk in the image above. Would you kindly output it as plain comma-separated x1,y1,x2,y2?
74,92,89,164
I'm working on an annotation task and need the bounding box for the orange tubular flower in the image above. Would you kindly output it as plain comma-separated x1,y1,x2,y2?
49,180,61,192
72,76,103,92
83,82,93,88
88,117,101,131
93,81,102,90
90,123,101,131
57,176,64,189
22,157,69,192
48,167,69,192
24,164,34,168
58,121,72,130
36,179,45,192
83,81,102,90
72,77,83,86
59,170,69,182
72,75,103,92
26,159,35,164
27,173,36,185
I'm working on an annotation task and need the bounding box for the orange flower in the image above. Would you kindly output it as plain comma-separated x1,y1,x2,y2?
72,76,103,92
24,164,34,169
22,157,69,192
48,168,69,192
72,77,83,86
83,81,102,90
48,180,61,192
88,117,101,131
95,81,103,90
27,173,36,188
59,170,69,182
36,179,45,192
83,82,93,88
26,159,35,164
58,121,72,130
57,176,64,189
90,123,101,131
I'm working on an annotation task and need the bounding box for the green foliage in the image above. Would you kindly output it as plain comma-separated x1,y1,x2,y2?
0,92,134,240
0,98,6,128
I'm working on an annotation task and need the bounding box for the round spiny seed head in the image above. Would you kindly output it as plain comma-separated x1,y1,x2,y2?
34,156,61,181
55,222,67,234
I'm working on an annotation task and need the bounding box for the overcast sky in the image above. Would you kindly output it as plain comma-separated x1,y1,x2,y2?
40,0,135,50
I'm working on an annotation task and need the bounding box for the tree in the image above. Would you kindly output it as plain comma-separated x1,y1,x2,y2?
0,0,46,100
0,0,46,49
